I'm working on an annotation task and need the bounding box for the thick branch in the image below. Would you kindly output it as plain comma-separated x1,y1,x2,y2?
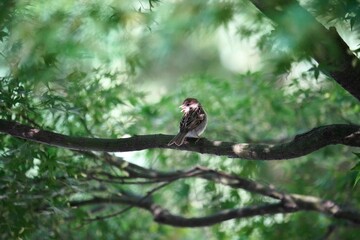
250,0,360,101
68,191,360,227
57,155,360,227
84,159,360,226
0,119,359,160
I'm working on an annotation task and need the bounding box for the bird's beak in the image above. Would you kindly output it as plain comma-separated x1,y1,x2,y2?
179,105,185,112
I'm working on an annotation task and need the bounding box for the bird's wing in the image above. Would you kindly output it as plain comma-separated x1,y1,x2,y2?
179,110,205,132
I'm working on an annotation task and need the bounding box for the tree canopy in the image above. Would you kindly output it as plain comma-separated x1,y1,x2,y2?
1,0,360,239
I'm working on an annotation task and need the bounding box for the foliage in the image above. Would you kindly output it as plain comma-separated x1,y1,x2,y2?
0,0,359,239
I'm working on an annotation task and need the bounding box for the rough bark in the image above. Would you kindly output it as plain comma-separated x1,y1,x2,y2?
0,119,359,160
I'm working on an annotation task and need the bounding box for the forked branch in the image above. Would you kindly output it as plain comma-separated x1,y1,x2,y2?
61,154,360,227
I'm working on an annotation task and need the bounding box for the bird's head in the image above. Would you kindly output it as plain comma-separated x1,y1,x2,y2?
180,98,200,114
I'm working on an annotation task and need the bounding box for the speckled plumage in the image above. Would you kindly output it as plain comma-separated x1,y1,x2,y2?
168,98,207,146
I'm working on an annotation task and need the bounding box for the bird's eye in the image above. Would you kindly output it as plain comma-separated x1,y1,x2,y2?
186,103,190,106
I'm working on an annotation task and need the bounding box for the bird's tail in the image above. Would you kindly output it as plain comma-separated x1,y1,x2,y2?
167,132,187,146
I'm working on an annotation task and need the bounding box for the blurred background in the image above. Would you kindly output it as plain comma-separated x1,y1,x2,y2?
1,0,360,239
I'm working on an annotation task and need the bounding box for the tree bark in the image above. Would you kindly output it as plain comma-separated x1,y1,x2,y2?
0,119,359,160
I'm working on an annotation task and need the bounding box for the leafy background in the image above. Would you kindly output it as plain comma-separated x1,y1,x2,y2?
0,0,359,239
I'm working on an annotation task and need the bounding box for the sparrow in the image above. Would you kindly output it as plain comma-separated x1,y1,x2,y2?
167,98,207,146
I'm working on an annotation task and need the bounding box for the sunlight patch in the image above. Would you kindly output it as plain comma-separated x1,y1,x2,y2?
213,141,222,146
232,144,248,154
25,158,41,178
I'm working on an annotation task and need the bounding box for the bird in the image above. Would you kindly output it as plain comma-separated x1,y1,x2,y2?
167,98,208,146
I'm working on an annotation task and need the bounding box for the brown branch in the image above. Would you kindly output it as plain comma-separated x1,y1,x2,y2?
152,203,296,227
82,152,286,200
68,190,360,227
0,119,359,160
68,194,296,227
65,157,360,227
82,180,174,222
85,164,283,199
30,147,357,227
249,0,360,101
83,159,357,217
29,151,360,227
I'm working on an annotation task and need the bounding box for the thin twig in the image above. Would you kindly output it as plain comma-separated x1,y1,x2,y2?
82,179,176,222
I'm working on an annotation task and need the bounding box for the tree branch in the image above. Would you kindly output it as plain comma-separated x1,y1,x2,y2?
0,119,359,160
249,0,360,101
62,155,360,227
68,189,360,227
